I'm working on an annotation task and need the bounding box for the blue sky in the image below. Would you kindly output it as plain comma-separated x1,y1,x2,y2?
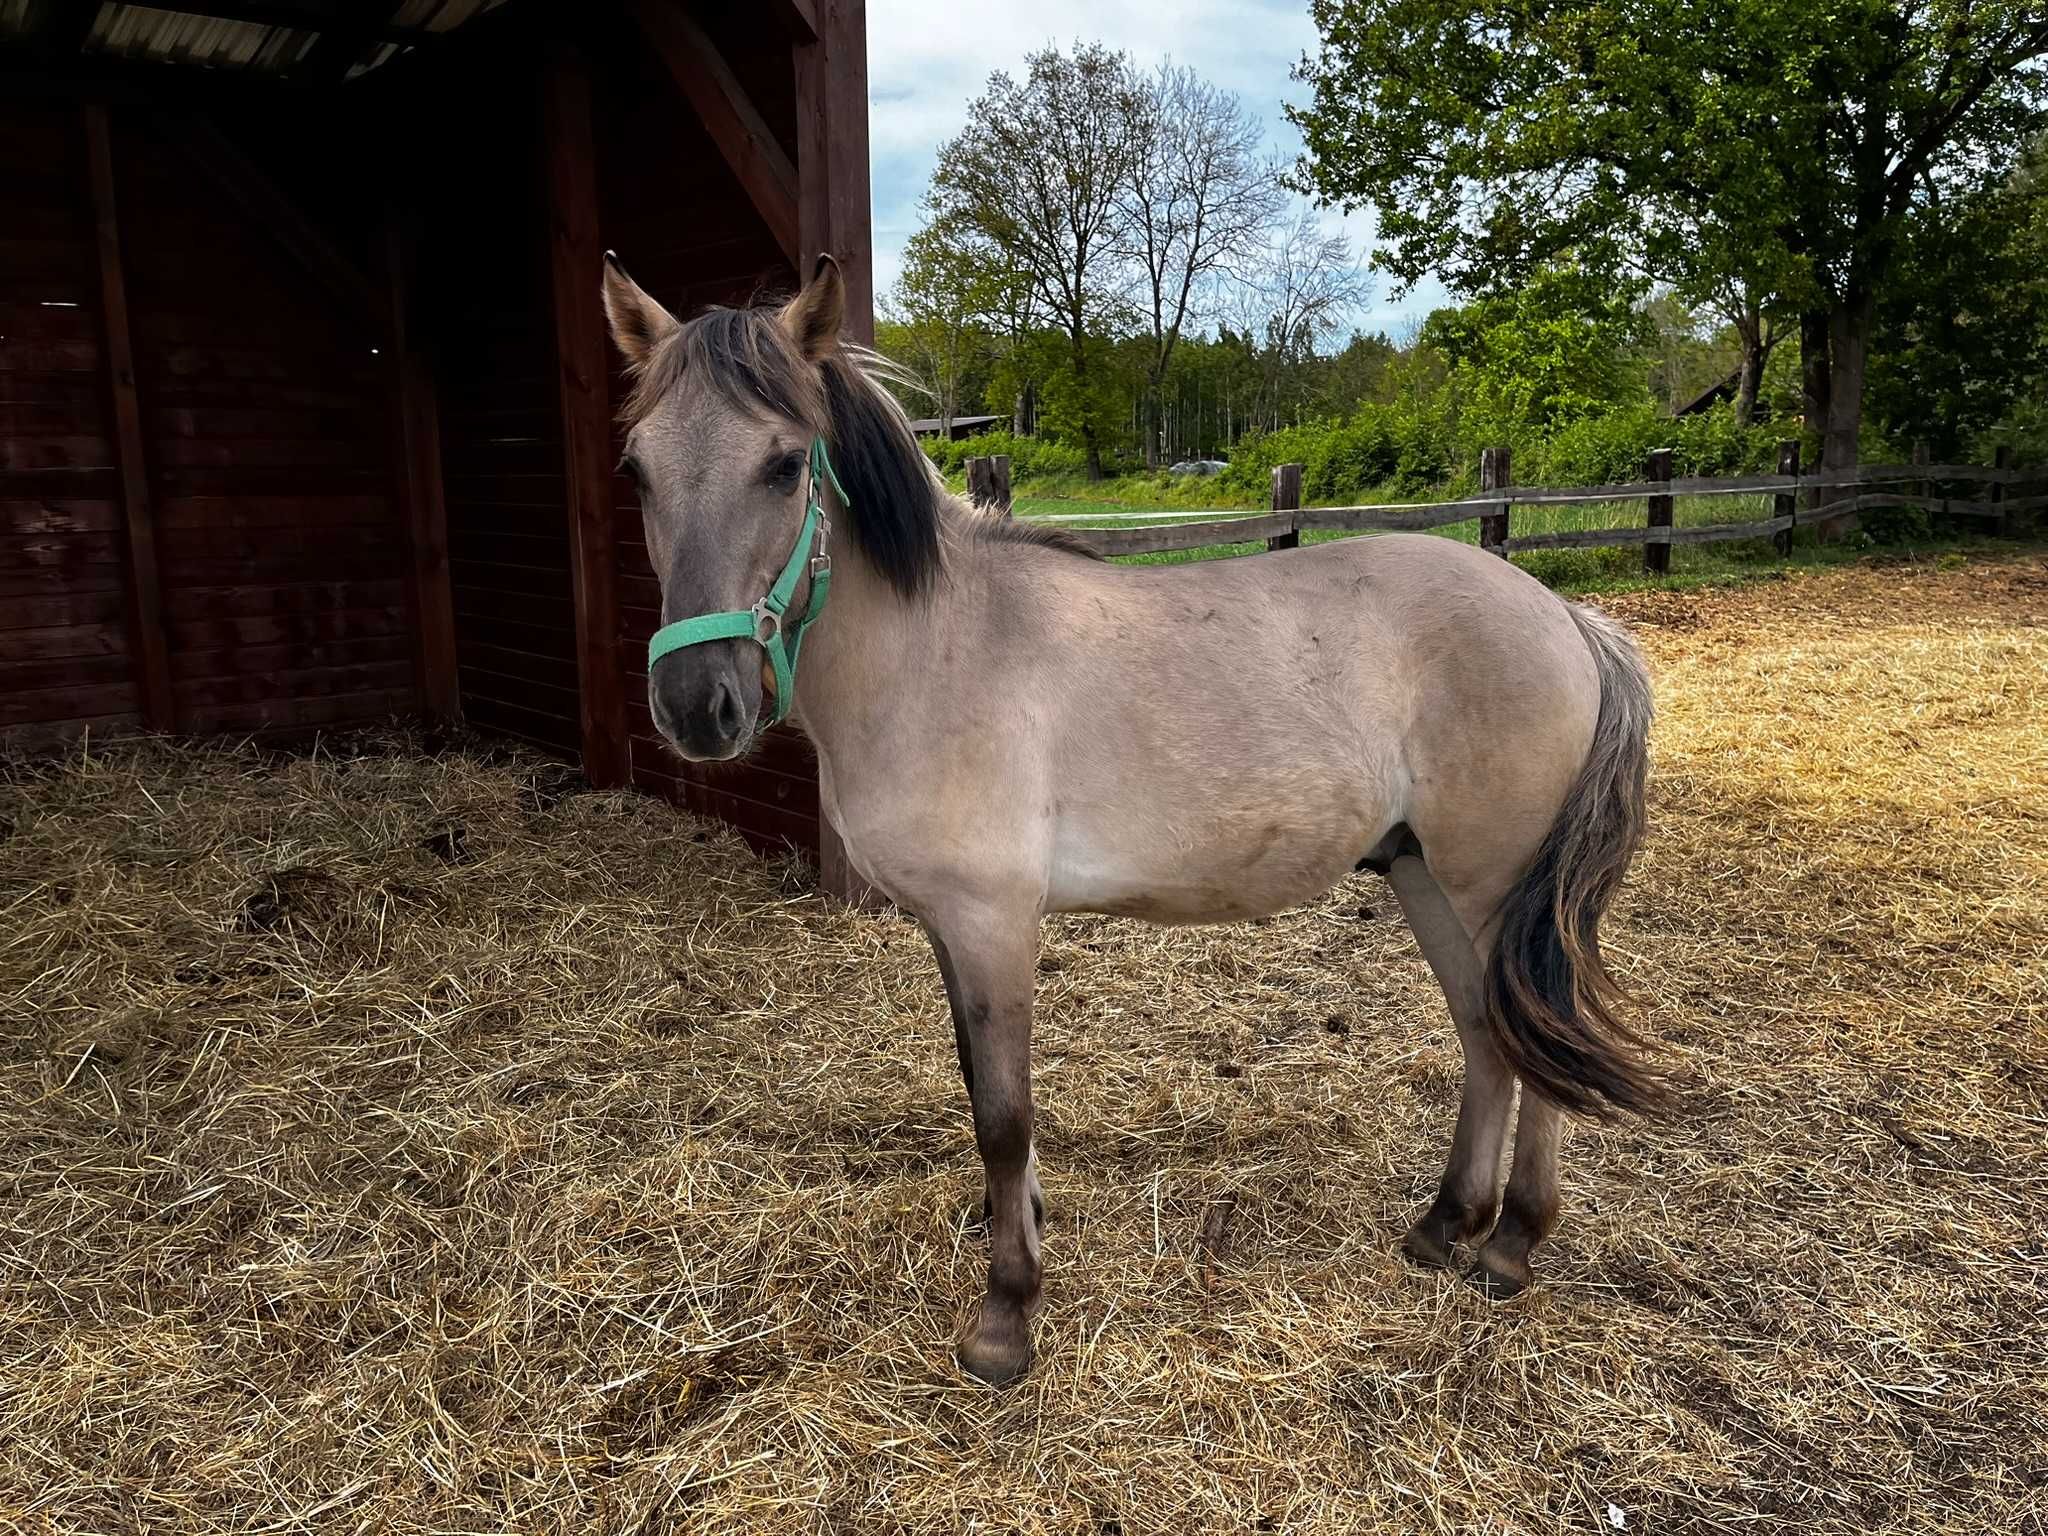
864,0,1451,341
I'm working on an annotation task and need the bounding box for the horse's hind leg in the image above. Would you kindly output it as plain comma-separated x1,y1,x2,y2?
1473,1093,1561,1298
1385,855,1515,1269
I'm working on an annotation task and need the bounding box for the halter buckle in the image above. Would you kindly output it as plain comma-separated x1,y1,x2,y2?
750,599,782,646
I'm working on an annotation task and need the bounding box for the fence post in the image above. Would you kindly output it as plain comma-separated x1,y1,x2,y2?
1912,439,1931,521
965,454,1012,515
1643,447,1675,575
1773,440,1800,556
1479,446,1510,556
1268,462,1303,550
1993,444,2013,538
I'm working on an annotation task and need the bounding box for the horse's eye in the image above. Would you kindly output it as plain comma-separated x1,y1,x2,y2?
768,452,805,487
618,454,646,488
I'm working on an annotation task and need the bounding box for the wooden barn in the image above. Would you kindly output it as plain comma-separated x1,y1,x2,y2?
0,0,870,889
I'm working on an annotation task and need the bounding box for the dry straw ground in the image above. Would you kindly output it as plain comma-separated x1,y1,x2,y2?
2,554,2044,1535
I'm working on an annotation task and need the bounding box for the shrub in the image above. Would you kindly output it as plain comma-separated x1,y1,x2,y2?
921,431,1087,484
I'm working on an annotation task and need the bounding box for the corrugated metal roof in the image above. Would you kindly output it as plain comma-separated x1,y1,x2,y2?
90,4,315,72
0,0,512,80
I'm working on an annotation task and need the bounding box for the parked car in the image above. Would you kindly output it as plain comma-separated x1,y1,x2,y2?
1167,458,1230,476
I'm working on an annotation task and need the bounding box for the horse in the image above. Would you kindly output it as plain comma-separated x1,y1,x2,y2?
603,253,1668,1386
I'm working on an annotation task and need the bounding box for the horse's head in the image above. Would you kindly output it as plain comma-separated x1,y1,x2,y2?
603,254,856,762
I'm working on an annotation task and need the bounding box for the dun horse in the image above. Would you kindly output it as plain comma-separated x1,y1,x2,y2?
605,254,1668,1385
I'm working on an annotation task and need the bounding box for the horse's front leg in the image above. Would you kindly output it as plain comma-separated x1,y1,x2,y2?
924,912,1041,1385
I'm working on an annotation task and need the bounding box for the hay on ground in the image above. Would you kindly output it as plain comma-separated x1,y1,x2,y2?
1,552,2044,1534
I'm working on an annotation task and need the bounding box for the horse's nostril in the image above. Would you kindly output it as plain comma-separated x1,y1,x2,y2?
711,678,744,739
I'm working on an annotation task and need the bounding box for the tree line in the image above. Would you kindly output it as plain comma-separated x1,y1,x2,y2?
882,12,2048,492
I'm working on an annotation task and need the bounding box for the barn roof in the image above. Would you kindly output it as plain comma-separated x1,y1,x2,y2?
0,0,508,83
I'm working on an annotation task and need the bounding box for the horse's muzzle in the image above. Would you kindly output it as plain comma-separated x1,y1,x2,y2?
649,643,758,761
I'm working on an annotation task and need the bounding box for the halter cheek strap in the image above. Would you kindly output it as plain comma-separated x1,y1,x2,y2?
645,436,842,727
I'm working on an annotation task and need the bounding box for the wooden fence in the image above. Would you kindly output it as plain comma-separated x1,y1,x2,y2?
965,445,2042,568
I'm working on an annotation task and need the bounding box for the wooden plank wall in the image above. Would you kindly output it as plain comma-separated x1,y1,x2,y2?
1,103,136,752
124,116,409,738
590,18,822,856
1,101,412,751
413,66,585,760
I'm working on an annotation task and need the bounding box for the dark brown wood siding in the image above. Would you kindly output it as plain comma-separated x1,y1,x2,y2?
1,102,411,750
0,103,135,752
414,63,584,760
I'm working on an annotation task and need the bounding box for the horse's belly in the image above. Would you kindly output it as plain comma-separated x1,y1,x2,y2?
1046,805,1378,923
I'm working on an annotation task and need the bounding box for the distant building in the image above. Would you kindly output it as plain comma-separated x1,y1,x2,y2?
1676,370,1773,420
908,414,1004,441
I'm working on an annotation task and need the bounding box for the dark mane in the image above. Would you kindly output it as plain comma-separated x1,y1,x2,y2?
625,299,1096,596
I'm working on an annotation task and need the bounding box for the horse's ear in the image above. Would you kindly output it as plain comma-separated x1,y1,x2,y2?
602,251,677,373
781,254,844,361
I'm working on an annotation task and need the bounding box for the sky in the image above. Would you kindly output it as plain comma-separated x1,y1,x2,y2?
863,0,1451,342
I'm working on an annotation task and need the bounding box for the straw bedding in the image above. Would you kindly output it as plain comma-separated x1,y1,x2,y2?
2,553,2043,1534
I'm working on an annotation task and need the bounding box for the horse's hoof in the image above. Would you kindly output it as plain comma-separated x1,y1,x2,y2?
1468,1251,1534,1300
1401,1221,1458,1271
957,1306,1033,1386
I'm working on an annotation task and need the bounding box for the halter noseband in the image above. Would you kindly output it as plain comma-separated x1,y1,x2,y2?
645,436,842,726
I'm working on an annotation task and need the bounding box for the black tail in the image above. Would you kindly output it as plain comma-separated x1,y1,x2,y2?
1483,605,1672,1119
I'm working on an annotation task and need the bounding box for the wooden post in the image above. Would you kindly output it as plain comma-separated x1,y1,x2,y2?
791,0,877,905
1773,440,1800,556
1912,439,1930,523
542,46,630,789
381,207,459,722
1267,462,1302,550
1478,446,1510,556
792,0,874,331
83,103,174,734
1644,447,1675,575
966,454,1012,515
1992,444,2013,538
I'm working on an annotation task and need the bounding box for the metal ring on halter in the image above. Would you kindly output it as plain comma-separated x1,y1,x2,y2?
751,601,782,646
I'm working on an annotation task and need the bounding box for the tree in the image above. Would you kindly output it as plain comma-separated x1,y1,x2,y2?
1290,0,2048,489
930,44,1149,477
1232,206,1369,432
1868,138,2048,460
881,220,993,436
1121,65,1282,466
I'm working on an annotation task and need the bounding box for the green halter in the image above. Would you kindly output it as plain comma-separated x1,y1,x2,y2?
645,436,842,726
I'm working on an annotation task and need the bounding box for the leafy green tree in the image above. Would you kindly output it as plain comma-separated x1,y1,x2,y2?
930,44,1149,477
1420,265,1650,446
1868,140,2048,461
1290,0,2048,485
879,219,999,436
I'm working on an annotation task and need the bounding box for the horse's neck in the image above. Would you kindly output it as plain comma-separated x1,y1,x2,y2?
788,497,965,765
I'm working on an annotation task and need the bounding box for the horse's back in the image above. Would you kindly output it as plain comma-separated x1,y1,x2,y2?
1019,533,1603,921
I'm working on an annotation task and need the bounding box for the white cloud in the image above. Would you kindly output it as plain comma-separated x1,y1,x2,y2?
863,0,1450,337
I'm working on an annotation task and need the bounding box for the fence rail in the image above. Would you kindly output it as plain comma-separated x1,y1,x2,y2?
955,443,2041,568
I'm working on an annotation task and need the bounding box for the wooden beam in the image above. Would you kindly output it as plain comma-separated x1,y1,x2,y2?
541,45,630,790
627,0,799,268
765,0,818,40
380,208,459,723
82,103,174,733
792,0,873,335
168,116,381,327
792,0,877,904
